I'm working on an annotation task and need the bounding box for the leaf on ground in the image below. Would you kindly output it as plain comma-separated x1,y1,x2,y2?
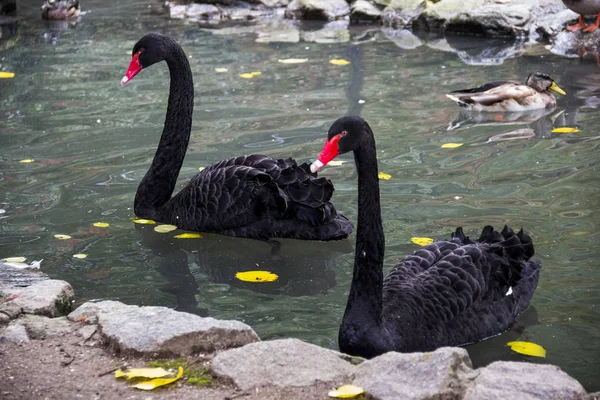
73,254,88,259
54,234,72,240
115,367,174,380
132,218,156,225
278,58,308,64
19,159,35,163
235,270,279,283
154,225,177,233
328,384,365,398
411,237,434,246
507,341,546,358
0,72,15,79
215,67,228,73
330,59,350,66
328,160,346,166
378,172,391,180
93,222,110,228
173,233,202,239
3,257,27,263
441,143,463,149
131,367,184,390
552,127,580,133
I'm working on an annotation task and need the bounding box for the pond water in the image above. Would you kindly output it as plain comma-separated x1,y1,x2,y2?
2,0,599,391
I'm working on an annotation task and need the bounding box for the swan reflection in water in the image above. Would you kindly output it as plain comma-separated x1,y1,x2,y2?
134,223,352,317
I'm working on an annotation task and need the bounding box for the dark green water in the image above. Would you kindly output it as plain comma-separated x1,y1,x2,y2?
1,0,599,391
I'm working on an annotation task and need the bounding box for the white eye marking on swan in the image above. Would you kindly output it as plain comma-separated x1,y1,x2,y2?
506,287,513,296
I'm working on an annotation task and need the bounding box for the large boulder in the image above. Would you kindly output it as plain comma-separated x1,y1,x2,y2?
285,0,350,20
1,279,74,318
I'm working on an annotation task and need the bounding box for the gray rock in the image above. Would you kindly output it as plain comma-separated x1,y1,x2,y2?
351,0,382,21
285,0,350,20
445,3,533,37
69,301,259,356
259,0,290,6
187,4,221,20
0,324,29,343
76,324,98,341
0,301,22,319
0,260,49,287
212,338,355,390
464,361,587,400
0,280,74,317
169,4,187,19
0,313,9,325
353,347,473,400
382,0,426,27
13,315,72,339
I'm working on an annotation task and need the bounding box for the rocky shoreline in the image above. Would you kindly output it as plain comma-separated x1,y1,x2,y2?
1,260,596,399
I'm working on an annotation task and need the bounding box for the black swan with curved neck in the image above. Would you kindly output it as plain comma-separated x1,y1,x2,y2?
121,33,352,241
311,116,542,357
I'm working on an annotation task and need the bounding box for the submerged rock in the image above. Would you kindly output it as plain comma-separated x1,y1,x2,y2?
285,0,350,20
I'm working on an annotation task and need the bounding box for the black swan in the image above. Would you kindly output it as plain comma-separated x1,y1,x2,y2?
310,116,542,358
121,33,352,241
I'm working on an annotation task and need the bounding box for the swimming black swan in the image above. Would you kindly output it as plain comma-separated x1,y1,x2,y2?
310,116,542,358
121,33,352,241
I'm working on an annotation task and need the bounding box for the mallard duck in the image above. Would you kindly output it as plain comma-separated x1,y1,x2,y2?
446,72,566,112
563,0,600,32
41,0,80,20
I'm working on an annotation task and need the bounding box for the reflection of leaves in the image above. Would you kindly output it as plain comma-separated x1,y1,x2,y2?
507,341,546,358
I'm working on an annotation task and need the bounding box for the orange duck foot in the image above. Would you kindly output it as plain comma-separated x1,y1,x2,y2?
568,15,585,31
582,13,600,32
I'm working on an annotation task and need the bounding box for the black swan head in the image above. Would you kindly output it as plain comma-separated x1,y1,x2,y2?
121,33,178,86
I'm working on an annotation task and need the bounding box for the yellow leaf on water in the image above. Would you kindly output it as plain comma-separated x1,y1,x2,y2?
73,254,88,259
441,143,463,149
0,72,15,79
93,222,110,228
235,270,279,283
54,234,72,240
115,367,173,380
3,257,27,263
552,127,580,133
130,367,184,390
199,167,206,172
278,58,308,64
240,73,254,79
507,341,546,358
328,384,365,398
411,237,434,246
328,160,346,166
378,172,391,180
132,219,156,225
250,71,262,76
19,159,35,163
215,67,228,73
154,225,177,233
174,233,203,239
330,59,351,66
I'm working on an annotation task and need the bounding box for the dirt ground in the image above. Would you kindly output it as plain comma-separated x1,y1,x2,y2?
0,333,338,400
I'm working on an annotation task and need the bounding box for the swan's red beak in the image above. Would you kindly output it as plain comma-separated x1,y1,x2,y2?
310,134,341,173
121,53,142,86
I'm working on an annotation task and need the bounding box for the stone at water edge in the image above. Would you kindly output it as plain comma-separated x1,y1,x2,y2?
285,0,350,20
351,0,383,21
0,279,74,318
211,338,355,390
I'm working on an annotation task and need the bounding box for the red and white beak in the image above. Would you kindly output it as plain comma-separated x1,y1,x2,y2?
121,52,142,86
310,134,341,173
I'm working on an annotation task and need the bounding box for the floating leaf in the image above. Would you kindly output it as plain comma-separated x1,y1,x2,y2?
130,367,184,390
215,67,228,73
93,222,110,228
328,160,346,166
240,73,254,79
552,127,580,133
278,58,308,64
328,384,365,398
174,233,203,239
250,71,262,76
235,270,279,283
132,219,156,225
73,254,88,259
507,341,546,358
115,367,173,380
3,257,26,263
19,159,35,163
330,59,350,66
199,167,206,172
154,225,177,233
411,237,434,246
378,172,391,180
240,71,262,79
441,143,463,149
0,72,15,79
54,234,72,240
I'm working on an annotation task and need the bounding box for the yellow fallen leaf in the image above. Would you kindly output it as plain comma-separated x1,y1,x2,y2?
411,237,434,246
199,167,206,172
507,341,546,358
328,384,365,398
173,233,202,239
235,270,279,283
115,367,173,380
330,59,351,66
328,160,346,166
215,67,228,73
130,367,184,390
19,159,35,163
250,71,262,76
154,225,177,233
54,234,72,240
93,222,110,228
73,254,88,259
441,143,463,149
3,257,26,263
378,172,391,180
132,218,156,225
278,58,308,64
0,72,15,79
240,73,254,79
552,127,580,133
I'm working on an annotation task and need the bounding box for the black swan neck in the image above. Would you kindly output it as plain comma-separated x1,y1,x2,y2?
134,43,194,218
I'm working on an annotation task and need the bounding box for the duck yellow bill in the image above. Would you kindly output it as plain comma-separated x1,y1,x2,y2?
549,82,566,96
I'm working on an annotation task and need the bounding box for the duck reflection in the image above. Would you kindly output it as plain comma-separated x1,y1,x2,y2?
134,223,352,316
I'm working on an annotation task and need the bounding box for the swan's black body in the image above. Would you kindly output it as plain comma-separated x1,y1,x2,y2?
312,116,541,358
123,33,352,241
